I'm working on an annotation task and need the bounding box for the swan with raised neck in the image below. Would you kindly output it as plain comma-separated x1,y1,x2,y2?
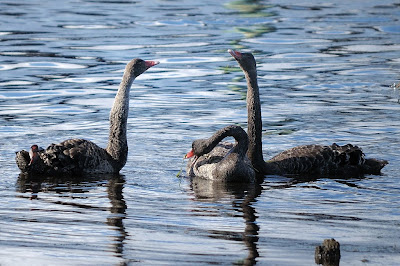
228,49,388,177
15,58,159,175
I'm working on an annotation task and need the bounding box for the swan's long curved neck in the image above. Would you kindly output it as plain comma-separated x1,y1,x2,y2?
204,126,249,157
245,69,266,171
106,71,135,170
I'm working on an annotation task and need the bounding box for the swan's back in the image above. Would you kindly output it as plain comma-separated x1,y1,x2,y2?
41,139,116,174
16,139,117,175
267,143,388,177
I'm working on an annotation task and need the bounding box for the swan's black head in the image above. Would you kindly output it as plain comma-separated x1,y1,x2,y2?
126,58,159,78
185,138,214,159
190,139,211,157
228,49,256,72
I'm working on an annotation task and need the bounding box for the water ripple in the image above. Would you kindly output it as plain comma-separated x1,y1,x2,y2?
71,42,210,51
0,62,86,71
269,53,337,59
62,24,117,29
245,37,331,45
336,44,400,53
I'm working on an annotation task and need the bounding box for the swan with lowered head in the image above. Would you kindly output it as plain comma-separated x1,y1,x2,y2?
15,58,159,175
186,125,255,182
228,49,388,177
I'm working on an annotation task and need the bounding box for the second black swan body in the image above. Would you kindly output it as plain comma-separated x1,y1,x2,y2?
15,58,159,175
228,49,388,177
186,125,255,182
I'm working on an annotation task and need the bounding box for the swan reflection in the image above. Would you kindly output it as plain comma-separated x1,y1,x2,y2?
190,177,262,265
16,173,127,258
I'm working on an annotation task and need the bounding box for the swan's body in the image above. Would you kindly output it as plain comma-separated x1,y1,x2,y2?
186,125,255,182
228,49,388,177
16,58,159,175
266,143,387,177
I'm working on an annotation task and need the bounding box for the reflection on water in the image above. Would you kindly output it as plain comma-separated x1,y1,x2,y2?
225,0,276,18
15,173,127,263
106,175,127,256
190,177,262,265
1,0,400,264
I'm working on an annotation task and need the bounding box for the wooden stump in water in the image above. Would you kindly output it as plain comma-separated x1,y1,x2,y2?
315,238,340,266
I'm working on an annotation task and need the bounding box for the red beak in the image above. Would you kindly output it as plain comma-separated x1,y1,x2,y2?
145,60,160,69
228,49,242,60
185,149,195,159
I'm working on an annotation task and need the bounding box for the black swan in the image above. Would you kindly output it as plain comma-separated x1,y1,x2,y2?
15,58,159,175
186,125,255,182
228,49,388,177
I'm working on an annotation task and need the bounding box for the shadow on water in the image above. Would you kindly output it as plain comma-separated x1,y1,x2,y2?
190,177,262,265
16,173,127,258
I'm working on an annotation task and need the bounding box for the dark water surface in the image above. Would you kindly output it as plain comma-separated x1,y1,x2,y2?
1,0,400,265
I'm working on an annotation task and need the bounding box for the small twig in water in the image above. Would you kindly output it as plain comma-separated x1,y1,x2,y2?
176,156,186,178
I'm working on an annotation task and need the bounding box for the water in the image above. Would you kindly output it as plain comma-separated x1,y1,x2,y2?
1,0,400,265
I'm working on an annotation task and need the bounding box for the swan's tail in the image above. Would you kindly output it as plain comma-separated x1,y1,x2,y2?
15,150,30,172
362,158,389,175
331,143,388,175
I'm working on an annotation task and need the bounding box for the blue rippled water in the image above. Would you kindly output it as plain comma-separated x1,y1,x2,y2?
1,0,399,265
